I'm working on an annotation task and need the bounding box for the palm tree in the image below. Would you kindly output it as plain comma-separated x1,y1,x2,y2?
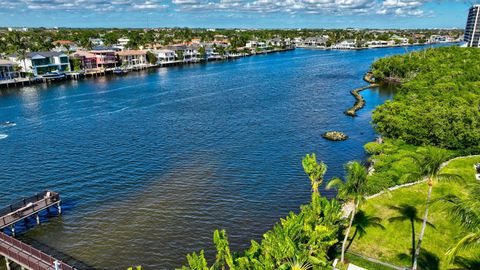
407,147,460,270
388,204,435,267
345,210,384,252
326,161,369,264
302,153,327,194
442,183,480,264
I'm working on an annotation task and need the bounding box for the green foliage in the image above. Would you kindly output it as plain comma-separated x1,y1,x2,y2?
364,139,455,194
146,51,157,65
71,58,82,71
371,46,480,150
302,153,327,194
179,194,343,270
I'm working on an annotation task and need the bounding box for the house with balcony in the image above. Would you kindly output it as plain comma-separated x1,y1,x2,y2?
90,47,118,69
116,50,148,69
9,51,70,76
302,36,328,48
0,59,17,80
331,39,357,50
70,51,98,71
115,37,130,50
154,49,176,64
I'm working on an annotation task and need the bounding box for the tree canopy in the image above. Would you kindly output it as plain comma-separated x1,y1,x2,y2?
371,46,480,151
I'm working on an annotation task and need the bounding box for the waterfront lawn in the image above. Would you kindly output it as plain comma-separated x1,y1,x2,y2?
345,253,397,270
350,156,480,269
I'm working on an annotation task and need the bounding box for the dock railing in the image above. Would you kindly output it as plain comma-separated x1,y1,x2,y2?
0,191,60,229
0,232,75,270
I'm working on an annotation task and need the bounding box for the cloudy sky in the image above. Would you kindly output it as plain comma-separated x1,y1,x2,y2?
0,0,473,28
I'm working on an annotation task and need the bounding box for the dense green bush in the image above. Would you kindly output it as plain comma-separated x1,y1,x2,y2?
371,47,480,150
179,194,343,270
364,139,457,194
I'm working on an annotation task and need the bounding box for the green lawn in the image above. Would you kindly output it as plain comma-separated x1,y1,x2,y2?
350,156,480,270
345,253,397,270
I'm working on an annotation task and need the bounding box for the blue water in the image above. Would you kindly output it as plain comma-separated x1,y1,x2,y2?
0,45,446,269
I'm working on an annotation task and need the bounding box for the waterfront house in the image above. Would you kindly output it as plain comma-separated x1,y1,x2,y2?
116,50,148,69
9,51,70,76
331,39,357,50
0,59,17,80
268,38,285,47
52,40,79,53
391,35,409,45
293,37,304,47
246,40,267,49
166,45,200,62
365,40,395,48
154,49,176,64
90,47,118,69
303,36,328,48
70,51,98,71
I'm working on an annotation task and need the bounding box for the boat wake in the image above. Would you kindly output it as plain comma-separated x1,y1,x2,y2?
0,134,8,139
1,121,16,127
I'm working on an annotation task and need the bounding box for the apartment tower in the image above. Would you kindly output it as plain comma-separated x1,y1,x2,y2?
464,5,480,47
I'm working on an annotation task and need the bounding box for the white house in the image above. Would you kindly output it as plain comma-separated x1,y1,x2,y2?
331,39,357,50
246,40,267,49
303,36,328,48
9,51,70,76
116,50,148,69
117,37,130,48
365,40,396,48
89,38,104,46
52,40,79,52
155,49,176,64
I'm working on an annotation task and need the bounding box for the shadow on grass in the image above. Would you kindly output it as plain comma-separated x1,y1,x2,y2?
397,248,439,270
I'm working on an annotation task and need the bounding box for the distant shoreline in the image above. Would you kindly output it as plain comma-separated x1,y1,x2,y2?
0,47,295,90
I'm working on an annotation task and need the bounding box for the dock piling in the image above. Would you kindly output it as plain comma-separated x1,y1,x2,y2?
5,257,11,270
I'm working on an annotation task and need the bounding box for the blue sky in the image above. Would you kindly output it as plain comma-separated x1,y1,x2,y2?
0,1,473,29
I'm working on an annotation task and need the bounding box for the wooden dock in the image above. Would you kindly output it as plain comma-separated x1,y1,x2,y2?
0,191,76,270
0,191,61,235
1,232,75,270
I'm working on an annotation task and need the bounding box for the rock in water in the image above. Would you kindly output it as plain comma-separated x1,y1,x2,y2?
322,131,348,141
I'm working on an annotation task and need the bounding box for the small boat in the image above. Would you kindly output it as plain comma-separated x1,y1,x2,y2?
113,68,128,75
1,121,16,127
42,72,66,81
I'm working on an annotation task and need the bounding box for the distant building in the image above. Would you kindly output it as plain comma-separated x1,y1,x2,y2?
0,59,17,80
116,37,130,50
89,38,104,46
52,40,79,52
9,51,70,75
464,5,480,47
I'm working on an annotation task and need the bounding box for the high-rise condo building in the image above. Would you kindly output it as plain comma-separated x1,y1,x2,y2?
464,5,480,47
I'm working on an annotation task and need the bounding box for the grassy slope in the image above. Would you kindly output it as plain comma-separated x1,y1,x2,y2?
350,156,480,269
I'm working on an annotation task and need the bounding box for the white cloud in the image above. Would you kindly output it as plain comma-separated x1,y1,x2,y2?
0,0,432,17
